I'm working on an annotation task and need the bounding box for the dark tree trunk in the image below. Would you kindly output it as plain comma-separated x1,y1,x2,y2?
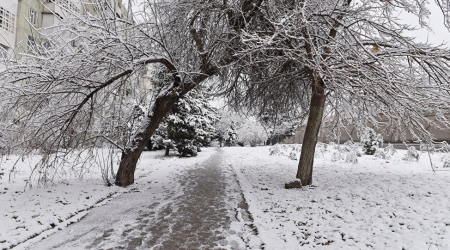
165,145,170,156
114,0,264,187
296,84,326,186
115,94,178,187
146,139,153,150
115,64,217,187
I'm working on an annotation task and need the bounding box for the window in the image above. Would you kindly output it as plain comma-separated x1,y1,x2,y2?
43,41,51,50
0,7,16,33
0,45,8,59
59,0,80,13
27,35,36,52
29,8,38,26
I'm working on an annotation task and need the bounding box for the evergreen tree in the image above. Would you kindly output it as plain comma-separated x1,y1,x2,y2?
361,128,383,155
149,86,217,156
166,89,217,156
224,122,238,147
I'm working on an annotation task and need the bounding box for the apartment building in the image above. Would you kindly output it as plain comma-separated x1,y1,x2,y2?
0,0,18,70
0,0,128,55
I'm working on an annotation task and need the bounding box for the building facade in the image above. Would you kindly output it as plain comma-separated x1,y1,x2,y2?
0,0,128,56
284,114,450,145
0,0,18,70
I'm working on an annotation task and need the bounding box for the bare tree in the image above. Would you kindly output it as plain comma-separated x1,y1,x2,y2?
217,0,450,185
0,0,265,186
437,0,450,29
2,0,449,188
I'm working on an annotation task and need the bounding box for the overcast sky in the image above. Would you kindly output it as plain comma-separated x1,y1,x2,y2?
127,1,449,46
400,2,450,47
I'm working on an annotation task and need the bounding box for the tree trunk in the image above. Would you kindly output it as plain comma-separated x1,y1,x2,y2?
113,0,265,187
115,98,175,187
296,85,326,186
165,145,170,156
115,64,217,187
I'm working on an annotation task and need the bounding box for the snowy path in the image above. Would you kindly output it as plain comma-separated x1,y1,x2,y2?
25,148,260,250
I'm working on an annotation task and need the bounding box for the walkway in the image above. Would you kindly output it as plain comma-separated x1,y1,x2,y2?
27,148,258,250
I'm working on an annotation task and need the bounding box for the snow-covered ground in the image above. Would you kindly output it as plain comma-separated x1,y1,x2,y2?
0,150,215,250
1,144,450,250
224,145,450,250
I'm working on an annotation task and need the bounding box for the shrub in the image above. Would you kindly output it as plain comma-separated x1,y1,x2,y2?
443,159,450,168
269,144,281,155
176,140,198,157
331,152,343,162
438,141,450,153
314,142,327,158
374,149,388,160
360,128,383,155
402,146,420,162
383,143,397,156
289,151,298,161
345,152,358,164
341,141,362,157
420,142,435,154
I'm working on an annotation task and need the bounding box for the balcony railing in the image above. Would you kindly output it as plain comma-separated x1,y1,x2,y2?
43,0,79,15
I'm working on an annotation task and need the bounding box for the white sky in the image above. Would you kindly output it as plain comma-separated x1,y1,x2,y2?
400,2,450,47
125,0,449,46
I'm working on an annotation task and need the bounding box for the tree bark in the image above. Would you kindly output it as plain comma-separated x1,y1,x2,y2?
114,0,264,187
165,145,170,156
115,64,217,187
114,93,179,187
296,84,326,186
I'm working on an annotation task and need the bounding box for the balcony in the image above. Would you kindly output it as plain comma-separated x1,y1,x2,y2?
42,0,79,18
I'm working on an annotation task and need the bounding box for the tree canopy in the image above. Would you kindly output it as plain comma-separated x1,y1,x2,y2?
0,0,449,187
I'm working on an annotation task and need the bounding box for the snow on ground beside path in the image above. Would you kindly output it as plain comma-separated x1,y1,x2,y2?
0,148,216,250
223,145,450,250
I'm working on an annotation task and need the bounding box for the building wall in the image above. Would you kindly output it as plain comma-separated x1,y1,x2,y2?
284,115,450,144
13,0,128,52
15,0,45,52
0,0,18,52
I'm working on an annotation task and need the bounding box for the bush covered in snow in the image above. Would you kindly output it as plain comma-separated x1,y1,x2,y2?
420,142,436,154
383,143,397,157
360,128,383,155
268,144,281,156
224,125,238,147
443,158,450,168
402,146,420,162
345,152,358,164
212,109,244,147
340,141,362,157
437,141,450,153
269,144,301,160
374,150,388,160
288,151,298,161
314,142,328,158
331,152,344,162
